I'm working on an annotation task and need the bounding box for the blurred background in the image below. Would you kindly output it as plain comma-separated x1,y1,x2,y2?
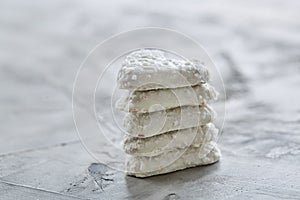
0,0,300,199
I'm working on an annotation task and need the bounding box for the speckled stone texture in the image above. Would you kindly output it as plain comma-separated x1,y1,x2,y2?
0,0,300,199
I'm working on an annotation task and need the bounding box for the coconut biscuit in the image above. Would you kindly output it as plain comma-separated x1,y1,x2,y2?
126,141,221,177
123,123,218,156
117,50,210,91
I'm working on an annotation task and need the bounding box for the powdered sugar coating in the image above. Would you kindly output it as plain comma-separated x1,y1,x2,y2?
123,123,218,156
126,141,221,177
123,105,216,138
116,83,218,113
117,49,210,91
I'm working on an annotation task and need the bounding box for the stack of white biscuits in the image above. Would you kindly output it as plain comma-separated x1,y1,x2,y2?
116,49,221,177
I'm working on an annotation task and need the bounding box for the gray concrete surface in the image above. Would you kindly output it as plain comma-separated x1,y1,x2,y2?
0,0,300,199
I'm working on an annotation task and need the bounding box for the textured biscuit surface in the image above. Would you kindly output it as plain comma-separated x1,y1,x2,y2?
117,50,210,91
126,141,221,177
123,123,218,156
123,105,216,138
116,83,218,113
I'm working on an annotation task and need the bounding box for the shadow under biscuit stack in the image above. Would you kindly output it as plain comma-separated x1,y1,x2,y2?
116,49,221,177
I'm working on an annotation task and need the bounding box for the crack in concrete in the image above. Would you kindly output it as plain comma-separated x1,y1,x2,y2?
0,179,86,200
87,163,115,191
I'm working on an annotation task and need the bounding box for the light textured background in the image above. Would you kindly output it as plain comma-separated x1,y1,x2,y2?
0,0,300,199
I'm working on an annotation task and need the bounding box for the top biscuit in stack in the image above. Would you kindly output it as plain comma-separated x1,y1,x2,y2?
117,50,210,91
116,49,220,177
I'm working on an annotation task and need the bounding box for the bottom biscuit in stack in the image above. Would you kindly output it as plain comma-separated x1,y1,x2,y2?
126,141,220,177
